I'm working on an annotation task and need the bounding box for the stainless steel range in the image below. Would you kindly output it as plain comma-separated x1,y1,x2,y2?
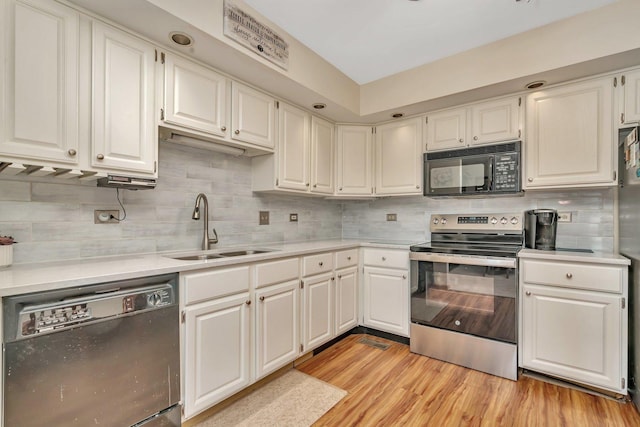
409,213,523,380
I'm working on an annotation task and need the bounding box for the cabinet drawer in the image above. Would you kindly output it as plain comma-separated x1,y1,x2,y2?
335,249,358,269
303,252,334,277
521,260,622,293
183,266,251,304
363,248,408,269
255,257,299,288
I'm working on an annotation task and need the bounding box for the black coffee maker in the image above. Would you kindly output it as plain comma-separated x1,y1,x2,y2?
524,209,558,250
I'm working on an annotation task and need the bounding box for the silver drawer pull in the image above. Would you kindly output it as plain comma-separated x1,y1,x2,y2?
382,257,386,261
338,275,342,279
347,256,352,261
402,275,407,279
319,261,324,267
68,149,77,156
234,129,240,135
259,296,265,302
566,273,573,279
526,291,531,296
96,153,104,160
245,300,251,305
221,126,227,131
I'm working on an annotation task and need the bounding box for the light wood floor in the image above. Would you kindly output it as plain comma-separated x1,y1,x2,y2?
296,334,640,426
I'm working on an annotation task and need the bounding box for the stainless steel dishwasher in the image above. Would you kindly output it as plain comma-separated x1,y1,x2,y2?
3,273,181,426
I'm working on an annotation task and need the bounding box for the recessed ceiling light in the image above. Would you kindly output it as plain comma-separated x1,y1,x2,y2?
525,80,546,89
170,32,193,46
312,103,326,110
391,113,404,118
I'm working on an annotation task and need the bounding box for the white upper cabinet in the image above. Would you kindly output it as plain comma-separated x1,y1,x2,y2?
163,53,228,138
426,96,521,151
374,117,423,195
310,116,335,194
92,21,157,175
336,125,374,195
620,69,640,125
231,81,276,149
277,102,311,191
426,108,466,151
470,97,521,145
0,0,79,165
525,76,615,189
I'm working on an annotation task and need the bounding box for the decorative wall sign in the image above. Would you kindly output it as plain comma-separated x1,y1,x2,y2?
223,0,289,70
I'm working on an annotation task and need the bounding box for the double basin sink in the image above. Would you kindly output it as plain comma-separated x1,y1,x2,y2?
168,249,273,261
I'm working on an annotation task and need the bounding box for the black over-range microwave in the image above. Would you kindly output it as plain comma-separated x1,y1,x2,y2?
424,141,522,197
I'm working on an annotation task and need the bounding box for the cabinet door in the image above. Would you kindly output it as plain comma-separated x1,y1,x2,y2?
375,117,423,195
426,107,466,151
255,280,299,379
622,69,640,125
470,97,521,145
0,0,79,165
363,266,409,337
310,116,335,194
302,272,334,351
231,82,275,149
184,293,251,418
163,54,228,138
525,77,614,189
336,266,358,335
277,102,310,191
521,284,624,393
336,125,373,195
92,21,156,175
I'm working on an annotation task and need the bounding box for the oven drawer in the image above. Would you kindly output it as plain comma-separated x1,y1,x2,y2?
364,248,408,269
521,259,622,293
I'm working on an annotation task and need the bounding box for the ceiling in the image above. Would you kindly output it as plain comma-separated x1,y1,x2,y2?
243,0,618,84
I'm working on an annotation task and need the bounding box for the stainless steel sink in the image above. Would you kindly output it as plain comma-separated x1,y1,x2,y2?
218,249,272,257
172,254,225,261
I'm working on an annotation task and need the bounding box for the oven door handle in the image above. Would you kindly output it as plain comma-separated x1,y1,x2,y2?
409,252,516,268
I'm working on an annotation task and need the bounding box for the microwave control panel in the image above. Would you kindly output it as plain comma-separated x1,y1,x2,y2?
494,153,519,192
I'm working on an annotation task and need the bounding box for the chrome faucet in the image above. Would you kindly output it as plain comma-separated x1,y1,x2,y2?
192,193,218,250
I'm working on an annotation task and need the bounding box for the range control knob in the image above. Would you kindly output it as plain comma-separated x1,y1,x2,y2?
490,217,498,225
441,218,447,225
511,217,519,225
500,217,508,224
433,218,439,225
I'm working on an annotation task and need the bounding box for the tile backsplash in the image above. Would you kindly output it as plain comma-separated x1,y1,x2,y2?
0,143,616,264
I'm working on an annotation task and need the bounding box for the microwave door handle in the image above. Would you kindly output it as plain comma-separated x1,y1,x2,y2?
409,252,516,269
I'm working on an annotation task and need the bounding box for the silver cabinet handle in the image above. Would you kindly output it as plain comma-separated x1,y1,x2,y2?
527,177,533,182
338,275,342,279
245,300,251,305
526,291,531,296
347,256,351,261
339,187,343,191
566,273,573,279
68,149,77,156
221,126,227,131
306,183,310,187
96,154,104,160
313,184,317,188
473,136,478,141
402,275,407,279
331,277,335,281
259,296,265,302
416,185,420,189
458,138,463,143
382,257,386,261
234,130,240,135
319,261,324,267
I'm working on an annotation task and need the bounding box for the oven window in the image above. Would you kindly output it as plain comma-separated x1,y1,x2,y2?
426,155,492,195
411,260,516,343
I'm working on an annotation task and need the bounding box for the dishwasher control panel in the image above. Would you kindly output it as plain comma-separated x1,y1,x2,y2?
14,283,175,338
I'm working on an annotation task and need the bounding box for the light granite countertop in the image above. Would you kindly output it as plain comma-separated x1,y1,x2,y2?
0,239,420,297
518,248,630,266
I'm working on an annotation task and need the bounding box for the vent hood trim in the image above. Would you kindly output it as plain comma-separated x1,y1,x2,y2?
159,126,248,156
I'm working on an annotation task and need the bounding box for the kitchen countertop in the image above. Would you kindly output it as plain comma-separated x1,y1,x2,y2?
518,248,631,265
0,239,419,297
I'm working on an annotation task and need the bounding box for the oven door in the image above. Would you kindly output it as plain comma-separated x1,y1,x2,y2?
425,154,493,196
409,252,517,343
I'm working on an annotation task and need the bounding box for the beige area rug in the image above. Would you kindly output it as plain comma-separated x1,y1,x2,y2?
196,370,347,427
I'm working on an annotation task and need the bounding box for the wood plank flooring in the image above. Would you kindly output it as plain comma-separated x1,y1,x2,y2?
296,334,640,426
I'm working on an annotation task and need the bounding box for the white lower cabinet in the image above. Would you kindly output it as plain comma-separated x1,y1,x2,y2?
301,272,334,351
255,280,300,379
183,293,251,418
362,248,410,337
335,266,358,335
519,256,628,394
181,266,252,419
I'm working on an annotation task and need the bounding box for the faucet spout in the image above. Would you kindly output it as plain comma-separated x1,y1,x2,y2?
192,193,218,250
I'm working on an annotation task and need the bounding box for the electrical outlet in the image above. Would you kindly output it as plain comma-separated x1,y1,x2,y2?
289,213,298,222
558,212,572,222
386,213,397,222
259,211,270,225
94,210,120,224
